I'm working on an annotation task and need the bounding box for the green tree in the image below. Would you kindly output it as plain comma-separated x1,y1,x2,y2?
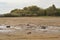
46,4,57,16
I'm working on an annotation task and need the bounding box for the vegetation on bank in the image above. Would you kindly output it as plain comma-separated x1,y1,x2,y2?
1,4,60,17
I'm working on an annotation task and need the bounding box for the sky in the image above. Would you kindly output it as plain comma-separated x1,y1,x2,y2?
0,0,60,14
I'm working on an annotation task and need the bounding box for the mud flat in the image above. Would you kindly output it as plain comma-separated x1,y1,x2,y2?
0,17,60,40
0,17,60,26
0,23,60,40
0,24,60,40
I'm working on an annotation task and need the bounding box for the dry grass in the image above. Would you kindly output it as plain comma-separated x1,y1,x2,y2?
0,17,60,40
0,33,60,40
0,17,60,26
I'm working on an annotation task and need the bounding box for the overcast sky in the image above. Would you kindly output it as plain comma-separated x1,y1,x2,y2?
0,0,60,14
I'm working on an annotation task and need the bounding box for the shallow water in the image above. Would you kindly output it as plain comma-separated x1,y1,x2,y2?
0,24,60,34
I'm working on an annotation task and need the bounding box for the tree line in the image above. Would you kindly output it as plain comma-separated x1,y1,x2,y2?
2,4,60,17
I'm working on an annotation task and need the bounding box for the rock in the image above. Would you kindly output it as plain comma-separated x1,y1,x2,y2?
41,26,46,29
6,25,10,28
27,32,31,34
